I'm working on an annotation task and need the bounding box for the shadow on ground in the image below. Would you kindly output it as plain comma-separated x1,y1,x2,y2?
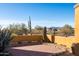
9,42,73,56
9,49,52,56
9,47,73,56
10,42,43,47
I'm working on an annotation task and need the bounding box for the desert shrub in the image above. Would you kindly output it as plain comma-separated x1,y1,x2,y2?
59,24,74,37
35,25,43,30
7,23,28,35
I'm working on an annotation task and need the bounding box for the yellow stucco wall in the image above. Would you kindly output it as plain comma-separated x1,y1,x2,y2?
55,36,76,48
75,5,79,40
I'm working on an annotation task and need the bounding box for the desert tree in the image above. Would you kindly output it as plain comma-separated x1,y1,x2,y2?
60,24,74,37
21,23,27,35
35,25,43,30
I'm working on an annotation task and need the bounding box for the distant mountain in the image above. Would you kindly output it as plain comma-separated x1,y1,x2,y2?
47,27,62,30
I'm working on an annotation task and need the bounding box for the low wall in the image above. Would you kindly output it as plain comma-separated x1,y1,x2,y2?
11,35,55,43
55,36,76,48
47,35,55,43
11,35,78,48
11,35,43,42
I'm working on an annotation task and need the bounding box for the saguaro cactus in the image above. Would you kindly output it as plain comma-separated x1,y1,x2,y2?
43,27,47,42
28,16,32,35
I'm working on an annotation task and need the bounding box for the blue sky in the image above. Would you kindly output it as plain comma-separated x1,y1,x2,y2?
0,3,74,28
